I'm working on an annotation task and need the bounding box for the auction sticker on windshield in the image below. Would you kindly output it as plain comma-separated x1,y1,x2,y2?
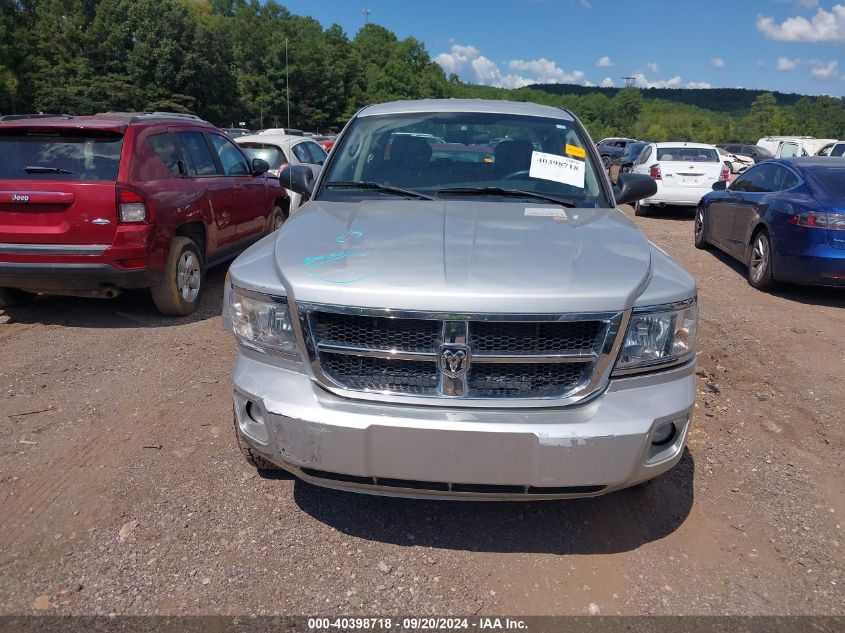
529,151,585,188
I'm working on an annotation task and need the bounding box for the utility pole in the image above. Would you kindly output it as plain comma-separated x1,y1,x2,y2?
285,37,291,129
363,8,371,24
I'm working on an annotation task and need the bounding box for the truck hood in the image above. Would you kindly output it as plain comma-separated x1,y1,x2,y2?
273,199,653,313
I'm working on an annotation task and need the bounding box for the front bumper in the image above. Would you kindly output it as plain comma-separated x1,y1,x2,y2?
232,353,695,500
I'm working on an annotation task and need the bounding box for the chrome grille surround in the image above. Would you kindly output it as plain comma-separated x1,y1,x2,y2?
290,301,629,408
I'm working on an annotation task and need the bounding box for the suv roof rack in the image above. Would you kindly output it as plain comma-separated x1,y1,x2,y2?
96,111,207,124
0,113,73,122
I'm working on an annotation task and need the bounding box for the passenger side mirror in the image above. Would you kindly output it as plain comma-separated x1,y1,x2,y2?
613,173,657,206
278,164,315,198
251,158,270,177
712,180,727,191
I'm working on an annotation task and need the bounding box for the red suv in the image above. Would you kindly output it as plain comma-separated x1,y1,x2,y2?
0,112,287,315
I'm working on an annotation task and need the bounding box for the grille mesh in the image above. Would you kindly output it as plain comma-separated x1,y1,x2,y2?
468,363,587,398
470,321,602,354
312,312,441,352
308,310,607,399
321,354,438,395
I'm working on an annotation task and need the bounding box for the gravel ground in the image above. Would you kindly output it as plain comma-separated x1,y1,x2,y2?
0,204,842,616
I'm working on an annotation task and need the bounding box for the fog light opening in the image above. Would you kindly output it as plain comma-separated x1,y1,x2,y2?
651,422,676,446
246,400,265,426
238,398,269,444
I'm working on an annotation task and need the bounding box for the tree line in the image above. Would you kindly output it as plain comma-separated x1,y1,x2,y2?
1,0,843,143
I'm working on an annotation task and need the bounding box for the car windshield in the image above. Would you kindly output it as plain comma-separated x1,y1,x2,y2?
623,142,646,158
0,128,123,181
755,145,773,157
239,143,287,169
319,111,609,208
656,147,719,162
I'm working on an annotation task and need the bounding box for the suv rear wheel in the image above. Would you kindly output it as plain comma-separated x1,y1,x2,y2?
0,287,34,308
151,236,204,316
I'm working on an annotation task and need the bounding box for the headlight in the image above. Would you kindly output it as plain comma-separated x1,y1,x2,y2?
230,286,298,357
614,299,698,373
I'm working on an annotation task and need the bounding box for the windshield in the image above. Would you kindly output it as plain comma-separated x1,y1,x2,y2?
656,147,719,162
0,128,123,181
318,111,609,207
239,143,287,170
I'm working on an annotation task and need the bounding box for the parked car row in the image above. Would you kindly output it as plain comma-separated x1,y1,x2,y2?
595,132,845,294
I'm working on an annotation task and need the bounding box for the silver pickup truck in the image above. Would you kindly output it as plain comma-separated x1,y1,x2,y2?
223,99,698,500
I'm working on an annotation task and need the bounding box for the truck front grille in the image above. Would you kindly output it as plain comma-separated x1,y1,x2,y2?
299,306,623,403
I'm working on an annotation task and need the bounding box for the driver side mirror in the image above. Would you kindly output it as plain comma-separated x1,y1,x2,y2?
613,173,657,206
278,164,315,198
251,158,270,177
712,180,727,191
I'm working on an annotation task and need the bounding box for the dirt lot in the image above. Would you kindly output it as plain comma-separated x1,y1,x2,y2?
0,205,842,617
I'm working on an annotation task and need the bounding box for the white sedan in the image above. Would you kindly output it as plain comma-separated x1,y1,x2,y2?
716,147,753,174
236,134,327,219
631,142,729,216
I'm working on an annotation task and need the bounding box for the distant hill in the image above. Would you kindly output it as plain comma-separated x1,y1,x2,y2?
531,84,811,114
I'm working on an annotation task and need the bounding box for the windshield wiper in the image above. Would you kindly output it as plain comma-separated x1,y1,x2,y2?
436,187,577,208
24,165,76,175
324,181,434,200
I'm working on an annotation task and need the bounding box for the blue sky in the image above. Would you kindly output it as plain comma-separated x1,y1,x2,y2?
281,0,844,96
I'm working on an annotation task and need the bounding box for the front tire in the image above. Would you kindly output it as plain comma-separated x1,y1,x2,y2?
694,207,710,249
634,200,649,217
151,236,204,316
747,230,776,291
269,203,287,233
0,288,35,308
233,412,281,471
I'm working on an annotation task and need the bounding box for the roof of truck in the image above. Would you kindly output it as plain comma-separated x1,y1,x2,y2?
357,99,575,121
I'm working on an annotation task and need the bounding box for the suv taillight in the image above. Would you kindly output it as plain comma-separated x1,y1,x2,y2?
117,186,150,223
721,165,731,181
648,164,662,180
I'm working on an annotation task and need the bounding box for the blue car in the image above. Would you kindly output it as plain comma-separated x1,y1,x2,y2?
695,158,845,290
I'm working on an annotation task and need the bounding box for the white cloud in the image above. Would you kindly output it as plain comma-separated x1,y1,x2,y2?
687,81,713,89
434,44,481,76
507,58,586,84
435,44,590,88
811,59,840,79
632,72,682,88
710,57,725,69
580,0,592,8
757,3,845,42
646,62,659,73
596,56,613,67
776,56,799,70
600,77,615,87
